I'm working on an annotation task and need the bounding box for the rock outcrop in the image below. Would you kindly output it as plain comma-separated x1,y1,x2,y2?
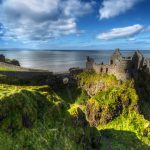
0,54,20,66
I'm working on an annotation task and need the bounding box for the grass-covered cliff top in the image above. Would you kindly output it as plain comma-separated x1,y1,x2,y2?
77,71,118,87
0,62,48,72
0,71,149,150
0,62,27,71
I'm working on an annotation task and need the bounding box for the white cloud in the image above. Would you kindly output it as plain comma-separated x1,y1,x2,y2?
97,24,143,40
63,0,96,17
0,0,95,41
128,38,136,41
99,0,142,19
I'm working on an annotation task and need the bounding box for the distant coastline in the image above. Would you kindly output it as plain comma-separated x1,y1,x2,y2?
1,49,150,51
0,50,150,72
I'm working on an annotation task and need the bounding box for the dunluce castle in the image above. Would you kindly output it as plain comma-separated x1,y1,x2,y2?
86,49,150,81
0,49,150,83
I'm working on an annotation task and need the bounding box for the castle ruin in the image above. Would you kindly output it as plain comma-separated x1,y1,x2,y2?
86,49,150,81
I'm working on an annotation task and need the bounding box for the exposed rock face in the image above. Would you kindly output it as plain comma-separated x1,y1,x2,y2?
82,80,110,96
86,99,123,126
72,107,101,149
86,100,102,126
0,54,5,62
8,59,20,66
0,54,20,66
72,107,88,127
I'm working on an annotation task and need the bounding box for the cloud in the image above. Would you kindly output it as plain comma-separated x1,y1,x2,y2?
96,24,143,40
99,0,142,19
0,0,95,41
128,38,136,41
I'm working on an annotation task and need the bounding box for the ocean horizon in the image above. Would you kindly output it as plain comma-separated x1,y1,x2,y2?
0,50,150,72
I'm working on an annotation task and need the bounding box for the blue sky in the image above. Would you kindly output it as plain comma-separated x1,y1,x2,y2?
0,0,150,50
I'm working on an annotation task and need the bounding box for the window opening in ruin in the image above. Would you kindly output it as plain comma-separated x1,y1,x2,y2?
125,69,128,73
110,60,113,64
106,68,108,73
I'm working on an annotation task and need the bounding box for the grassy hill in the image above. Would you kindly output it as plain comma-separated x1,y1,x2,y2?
0,62,48,72
0,71,149,150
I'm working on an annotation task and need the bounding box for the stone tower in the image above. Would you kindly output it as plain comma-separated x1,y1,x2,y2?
110,49,122,65
86,49,150,81
132,50,144,70
86,56,94,70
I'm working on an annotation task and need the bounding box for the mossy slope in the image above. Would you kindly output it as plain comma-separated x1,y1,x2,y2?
0,85,100,150
0,71,150,150
76,71,150,149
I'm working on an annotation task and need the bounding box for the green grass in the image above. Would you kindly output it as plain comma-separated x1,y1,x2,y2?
0,67,16,71
0,71,149,149
77,70,118,87
76,71,150,149
98,112,150,149
0,84,100,150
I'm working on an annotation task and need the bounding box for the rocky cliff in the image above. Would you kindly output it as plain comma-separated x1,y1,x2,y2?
0,70,149,149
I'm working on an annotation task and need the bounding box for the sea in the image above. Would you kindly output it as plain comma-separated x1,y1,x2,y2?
0,50,150,72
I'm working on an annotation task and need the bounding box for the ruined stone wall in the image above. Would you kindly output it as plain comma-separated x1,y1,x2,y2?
112,71,131,81
86,49,150,81
93,63,111,74
144,58,150,72
92,59,132,81
110,49,122,65
147,59,150,72
86,61,94,70
132,51,145,70
115,60,132,73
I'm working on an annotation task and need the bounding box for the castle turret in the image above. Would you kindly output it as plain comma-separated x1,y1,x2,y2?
86,49,149,81
110,48,122,65
132,50,144,70
86,56,94,70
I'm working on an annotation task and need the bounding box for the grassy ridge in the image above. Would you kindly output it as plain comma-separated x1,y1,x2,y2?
76,71,150,149
0,67,17,71
0,84,100,150
0,71,149,149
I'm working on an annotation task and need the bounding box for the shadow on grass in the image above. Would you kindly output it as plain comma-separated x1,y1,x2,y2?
101,129,150,150
134,71,150,121
0,89,149,149
55,86,89,104
0,89,100,150
51,75,90,104
0,73,89,105
0,74,52,86
0,74,149,149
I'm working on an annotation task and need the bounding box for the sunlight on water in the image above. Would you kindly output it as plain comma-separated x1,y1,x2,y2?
0,50,150,72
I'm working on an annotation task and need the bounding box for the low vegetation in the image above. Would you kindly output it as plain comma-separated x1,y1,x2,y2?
0,71,149,150
0,67,17,71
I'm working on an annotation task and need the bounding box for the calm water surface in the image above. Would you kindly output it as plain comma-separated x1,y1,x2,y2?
0,50,150,72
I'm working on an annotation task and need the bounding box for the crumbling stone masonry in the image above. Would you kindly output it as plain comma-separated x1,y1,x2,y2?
86,49,150,81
